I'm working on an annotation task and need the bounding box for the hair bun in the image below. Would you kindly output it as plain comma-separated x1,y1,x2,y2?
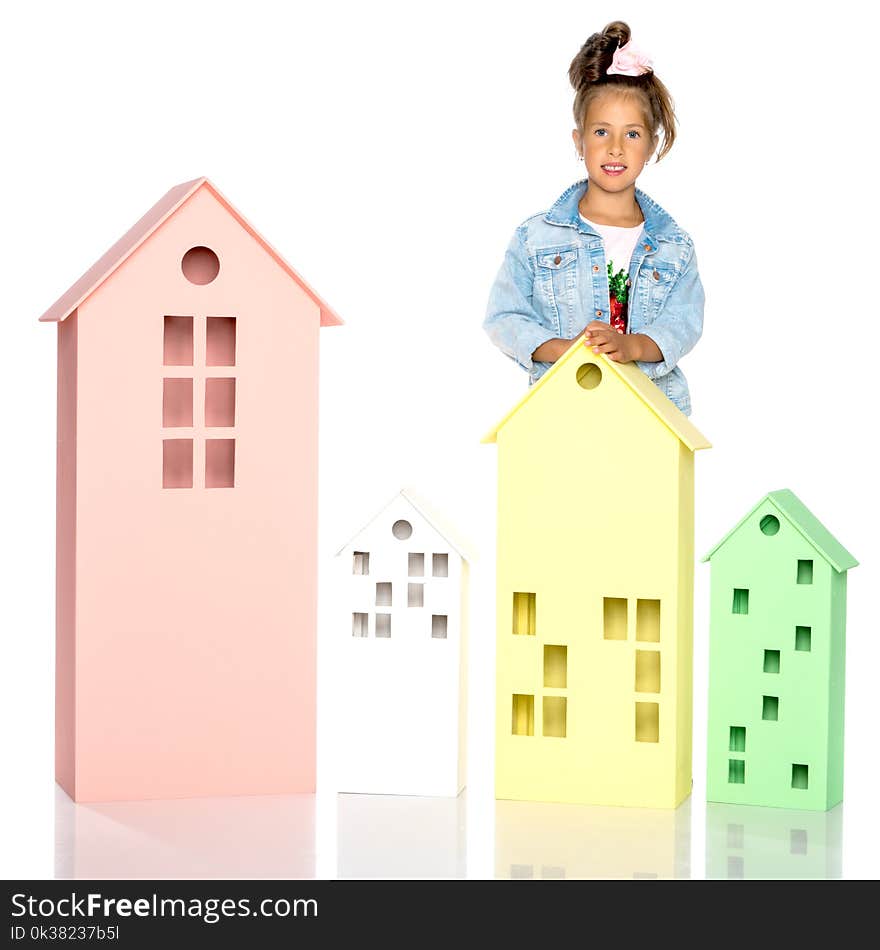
568,20,631,90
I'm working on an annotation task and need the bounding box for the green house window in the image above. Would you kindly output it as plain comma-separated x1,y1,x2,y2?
728,760,745,784
732,589,749,615
792,764,809,789
797,560,813,584
795,626,812,651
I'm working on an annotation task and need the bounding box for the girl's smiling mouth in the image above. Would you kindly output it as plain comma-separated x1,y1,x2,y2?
601,164,627,175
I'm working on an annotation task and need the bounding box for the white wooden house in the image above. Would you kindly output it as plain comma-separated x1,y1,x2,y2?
334,490,468,796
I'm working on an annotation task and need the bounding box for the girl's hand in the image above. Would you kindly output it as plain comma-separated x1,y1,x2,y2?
583,321,634,362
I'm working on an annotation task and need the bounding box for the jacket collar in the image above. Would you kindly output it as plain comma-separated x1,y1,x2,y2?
543,178,688,245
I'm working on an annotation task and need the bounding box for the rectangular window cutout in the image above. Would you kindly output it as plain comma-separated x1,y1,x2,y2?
603,597,627,640
510,865,533,879
762,695,779,721
206,316,236,366
432,553,449,577
352,613,368,638
352,551,370,575
162,438,193,489
512,592,536,636
727,824,744,849
728,759,745,784
408,553,424,577
163,315,193,365
408,583,424,607
543,645,567,688
635,650,661,693
636,599,661,642
763,649,781,674
633,873,659,880
728,856,744,880
375,582,392,607
162,378,193,427
795,625,812,652
792,763,809,790
431,615,448,639
205,438,235,488
729,726,746,753
375,613,391,638
791,829,808,855
512,694,534,736
541,867,565,880
205,378,236,427
797,559,813,584
635,702,659,743
732,588,749,614
543,697,567,738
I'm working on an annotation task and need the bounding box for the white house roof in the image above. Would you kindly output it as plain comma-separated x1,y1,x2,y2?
335,488,472,563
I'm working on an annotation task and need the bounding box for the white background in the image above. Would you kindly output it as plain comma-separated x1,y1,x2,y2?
2,0,878,878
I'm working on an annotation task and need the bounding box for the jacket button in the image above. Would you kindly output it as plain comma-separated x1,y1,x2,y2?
653,270,660,280
593,265,599,272
554,255,561,265
595,309,602,317
644,243,652,251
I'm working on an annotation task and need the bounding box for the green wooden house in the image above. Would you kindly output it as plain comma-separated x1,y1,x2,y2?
702,490,857,811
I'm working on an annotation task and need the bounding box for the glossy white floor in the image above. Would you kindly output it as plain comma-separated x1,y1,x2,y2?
42,785,847,880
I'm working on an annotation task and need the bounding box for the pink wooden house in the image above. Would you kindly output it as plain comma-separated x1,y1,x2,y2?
39,176,342,802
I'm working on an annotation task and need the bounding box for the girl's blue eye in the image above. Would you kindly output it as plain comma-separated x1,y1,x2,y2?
594,129,640,138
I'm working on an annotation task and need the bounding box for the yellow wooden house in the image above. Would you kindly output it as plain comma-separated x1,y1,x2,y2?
483,342,711,808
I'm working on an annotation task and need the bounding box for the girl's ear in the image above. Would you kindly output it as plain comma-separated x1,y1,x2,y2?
571,128,583,158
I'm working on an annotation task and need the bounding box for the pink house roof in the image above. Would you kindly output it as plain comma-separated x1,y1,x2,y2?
38,176,343,327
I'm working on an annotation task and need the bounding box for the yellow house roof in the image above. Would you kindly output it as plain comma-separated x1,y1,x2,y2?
482,339,711,452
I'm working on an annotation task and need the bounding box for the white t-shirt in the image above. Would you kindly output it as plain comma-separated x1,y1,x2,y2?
579,213,643,281
579,214,644,331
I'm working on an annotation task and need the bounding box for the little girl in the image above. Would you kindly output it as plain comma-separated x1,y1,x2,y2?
484,21,704,416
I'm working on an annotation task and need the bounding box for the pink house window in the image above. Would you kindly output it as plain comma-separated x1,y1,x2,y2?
163,314,236,489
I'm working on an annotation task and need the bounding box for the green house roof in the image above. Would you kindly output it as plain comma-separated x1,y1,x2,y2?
701,488,858,572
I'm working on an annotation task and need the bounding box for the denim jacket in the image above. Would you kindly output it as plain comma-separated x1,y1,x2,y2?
483,179,704,415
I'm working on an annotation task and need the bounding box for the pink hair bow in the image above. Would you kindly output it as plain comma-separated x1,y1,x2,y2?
606,39,653,77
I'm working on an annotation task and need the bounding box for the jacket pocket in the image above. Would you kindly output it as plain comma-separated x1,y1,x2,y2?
535,246,579,330
638,261,677,319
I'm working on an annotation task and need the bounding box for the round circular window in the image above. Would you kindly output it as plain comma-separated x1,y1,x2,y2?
392,519,413,540
181,246,220,285
576,363,602,390
760,514,780,536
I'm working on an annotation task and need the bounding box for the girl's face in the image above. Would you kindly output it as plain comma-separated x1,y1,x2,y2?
573,91,655,196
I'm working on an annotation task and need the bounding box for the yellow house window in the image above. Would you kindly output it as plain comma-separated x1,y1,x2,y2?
635,650,661,693
636,599,660,642
512,694,534,736
543,645,567,688
603,597,627,640
635,702,659,743
543,697,567,738
512,592,536,636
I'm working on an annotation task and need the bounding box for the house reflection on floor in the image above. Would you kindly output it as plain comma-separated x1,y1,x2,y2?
336,792,466,879
706,801,842,879
54,785,318,879
495,797,691,880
